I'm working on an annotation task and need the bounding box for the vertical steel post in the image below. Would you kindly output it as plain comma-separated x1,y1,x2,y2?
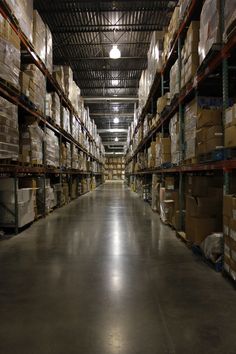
14,174,18,234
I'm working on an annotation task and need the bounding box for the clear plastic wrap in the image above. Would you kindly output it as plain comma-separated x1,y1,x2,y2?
20,122,44,164
20,64,46,112
33,10,46,64
72,145,79,169
66,142,71,168
53,66,65,92
0,15,21,87
170,59,179,100
184,100,197,159
198,0,221,64
63,66,73,97
45,25,53,73
224,0,236,40
62,107,70,133
45,128,59,167
45,93,52,117
6,0,33,42
51,92,61,126
169,113,181,165
0,97,19,160
200,233,223,263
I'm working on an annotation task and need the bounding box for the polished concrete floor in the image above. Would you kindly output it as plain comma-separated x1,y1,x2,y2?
0,182,236,354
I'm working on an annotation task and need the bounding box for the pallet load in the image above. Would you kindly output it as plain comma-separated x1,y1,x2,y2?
20,64,46,113
169,113,181,165
147,31,164,89
62,107,70,133
51,92,61,126
151,174,161,212
185,176,222,245
162,6,179,63
0,97,19,160
0,178,35,228
160,177,180,227
33,10,46,64
184,99,197,162
223,194,236,280
6,0,33,42
72,115,79,141
181,21,199,87
224,0,236,41
198,0,221,65
156,136,171,167
169,60,179,101
64,66,73,98
196,107,223,157
19,120,44,165
0,14,21,87
225,104,236,148
72,145,79,169
45,128,60,167
148,142,156,169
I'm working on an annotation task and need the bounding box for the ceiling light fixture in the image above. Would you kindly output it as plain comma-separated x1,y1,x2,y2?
115,137,119,142
109,45,121,59
113,117,119,124
112,79,119,86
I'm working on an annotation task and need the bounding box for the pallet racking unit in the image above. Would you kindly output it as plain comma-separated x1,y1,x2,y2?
105,156,125,181
125,0,236,236
0,1,105,233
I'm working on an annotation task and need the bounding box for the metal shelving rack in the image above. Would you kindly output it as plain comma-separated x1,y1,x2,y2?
0,0,105,233
125,0,236,232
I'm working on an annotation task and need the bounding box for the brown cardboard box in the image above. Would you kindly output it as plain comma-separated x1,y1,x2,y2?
225,126,236,148
186,176,208,196
186,215,218,245
186,195,221,217
197,141,207,155
225,104,236,127
160,137,171,154
206,125,223,140
197,109,222,128
206,136,224,153
223,195,233,217
162,200,175,224
165,177,175,190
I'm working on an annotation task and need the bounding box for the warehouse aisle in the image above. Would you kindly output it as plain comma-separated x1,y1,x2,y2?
0,183,236,354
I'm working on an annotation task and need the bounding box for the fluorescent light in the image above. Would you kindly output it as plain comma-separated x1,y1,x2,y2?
115,137,119,142
113,117,119,124
112,79,119,86
109,45,121,59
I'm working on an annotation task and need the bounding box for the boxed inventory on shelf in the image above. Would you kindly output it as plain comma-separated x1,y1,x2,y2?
20,64,46,112
0,97,19,160
186,175,223,245
169,113,181,165
0,178,35,227
224,0,236,40
0,14,21,87
20,120,44,165
45,128,60,167
156,136,171,166
198,0,221,65
6,0,33,43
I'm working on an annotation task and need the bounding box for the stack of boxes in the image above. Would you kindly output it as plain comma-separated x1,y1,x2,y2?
20,64,46,112
169,113,181,165
156,93,170,118
225,104,236,148
62,107,70,133
196,107,223,156
156,136,171,167
184,99,197,161
224,194,236,280
148,142,156,169
6,0,33,42
185,176,222,245
181,21,200,87
0,14,21,87
33,11,46,64
169,60,179,101
0,97,19,160
45,128,60,167
147,31,164,89
160,177,180,227
198,0,221,65
162,6,179,63
20,120,44,164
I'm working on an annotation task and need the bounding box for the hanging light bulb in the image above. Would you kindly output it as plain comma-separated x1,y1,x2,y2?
113,117,119,124
109,45,121,59
115,137,119,142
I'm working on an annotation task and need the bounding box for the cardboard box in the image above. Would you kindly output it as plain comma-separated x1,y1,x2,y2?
224,216,230,236
225,104,236,127
225,126,236,148
197,109,222,128
186,176,208,196
186,195,220,217
165,177,175,190
206,136,224,153
186,215,218,245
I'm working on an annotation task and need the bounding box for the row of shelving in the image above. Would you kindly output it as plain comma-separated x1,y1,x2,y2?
0,0,105,165
125,0,236,283
0,0,105,234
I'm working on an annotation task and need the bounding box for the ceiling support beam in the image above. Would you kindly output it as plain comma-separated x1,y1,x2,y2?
84,97,138,102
